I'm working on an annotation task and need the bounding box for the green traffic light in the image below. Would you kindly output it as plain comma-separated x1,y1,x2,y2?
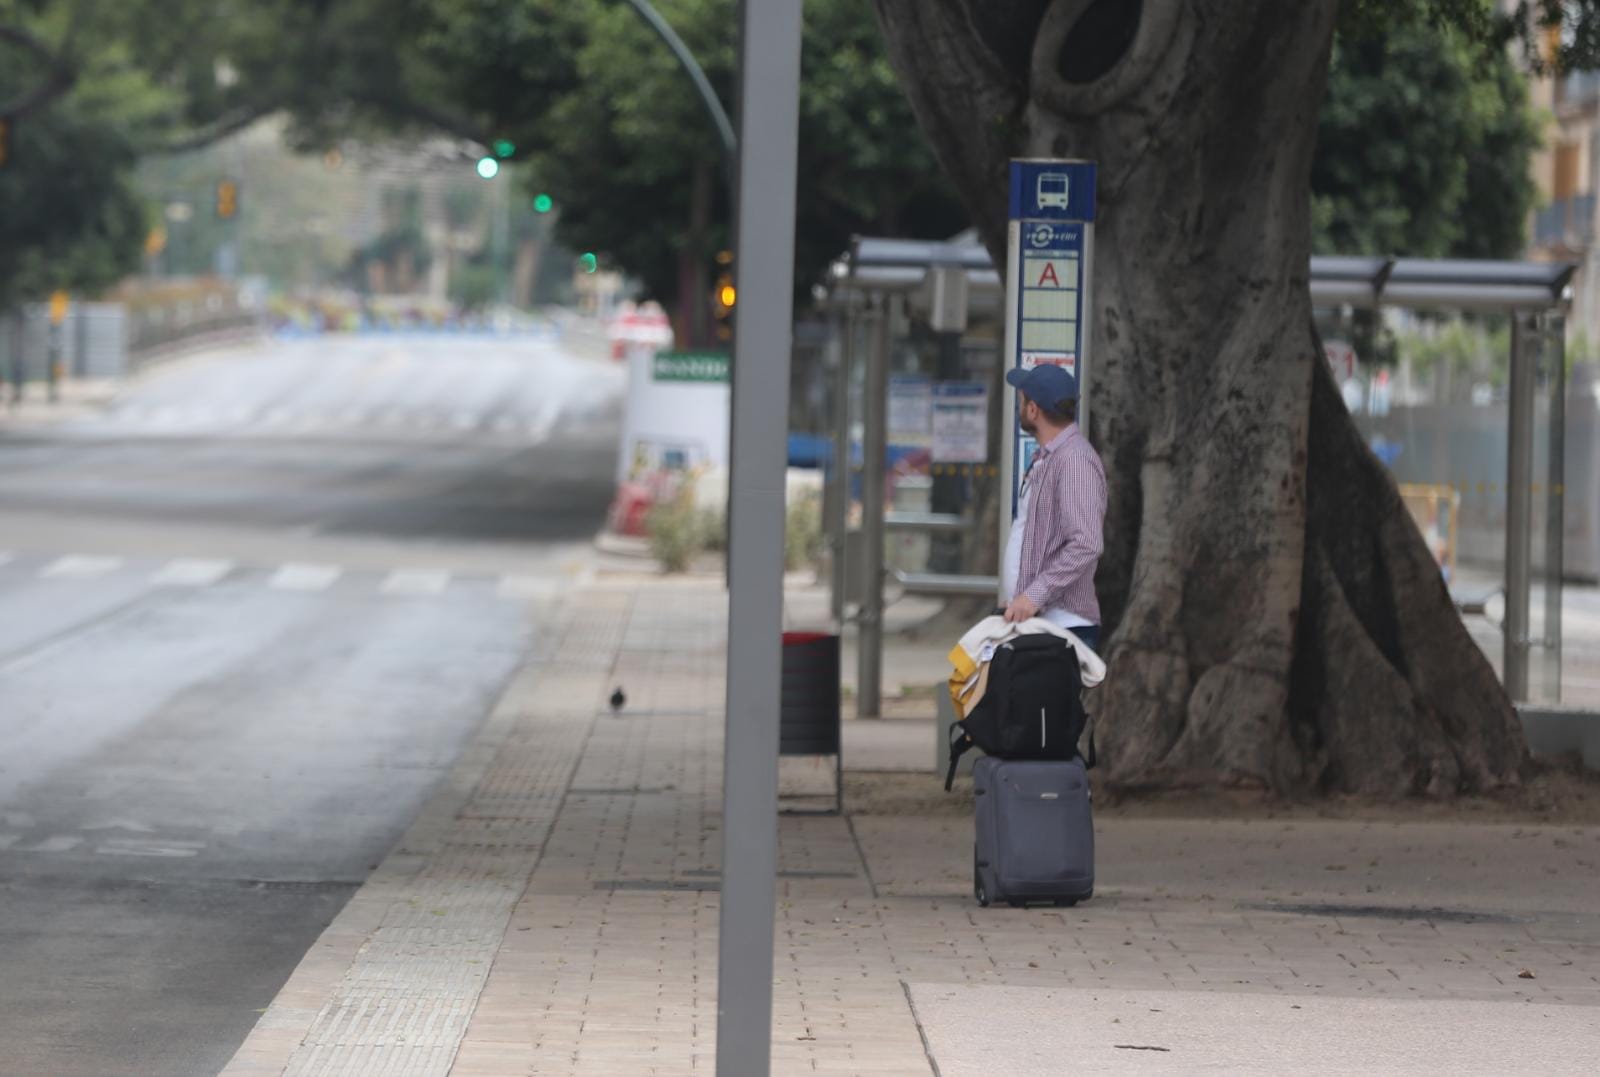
533,193,553,214
476,156,499,179
492,138,516,159
580,252,598,274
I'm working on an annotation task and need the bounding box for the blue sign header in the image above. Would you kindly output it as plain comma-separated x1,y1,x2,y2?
1008,159,1097,222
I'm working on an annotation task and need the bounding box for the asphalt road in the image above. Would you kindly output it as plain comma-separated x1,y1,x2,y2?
0,332,623,1076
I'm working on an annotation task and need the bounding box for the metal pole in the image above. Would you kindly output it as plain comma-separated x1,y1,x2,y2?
46,319,61,403
1505,312,1536,702
495,176,511,311
1544,314,1566,701
829,306,854,627
857,295,890,719
997,218,1022,605
621,0,737,164
715,1,799,1073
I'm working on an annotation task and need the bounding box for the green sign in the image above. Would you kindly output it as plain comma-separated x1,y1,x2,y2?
653,350,730,384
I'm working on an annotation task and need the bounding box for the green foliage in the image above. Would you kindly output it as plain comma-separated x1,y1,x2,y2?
1312,19,1540,258
645,481,705,573
0,19,175,304
409,0,965,304
785,490,824,572
8,0,1599,314
1393,319,1511,384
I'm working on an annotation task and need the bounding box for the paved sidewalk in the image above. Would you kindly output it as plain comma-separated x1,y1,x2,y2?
1,377,120,427
223,579,1600,1076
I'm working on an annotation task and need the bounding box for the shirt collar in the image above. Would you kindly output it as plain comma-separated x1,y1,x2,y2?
1035,423,1078,460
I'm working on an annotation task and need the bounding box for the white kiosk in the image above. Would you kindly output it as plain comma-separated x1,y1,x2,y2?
618,346,732,484
998,159,1097,595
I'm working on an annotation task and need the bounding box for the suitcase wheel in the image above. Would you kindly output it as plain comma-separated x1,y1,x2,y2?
973,848,990,907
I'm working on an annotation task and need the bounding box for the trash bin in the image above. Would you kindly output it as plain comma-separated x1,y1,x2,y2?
780,631,842,813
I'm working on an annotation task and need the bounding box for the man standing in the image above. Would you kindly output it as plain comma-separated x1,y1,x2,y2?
1000,364,1107,652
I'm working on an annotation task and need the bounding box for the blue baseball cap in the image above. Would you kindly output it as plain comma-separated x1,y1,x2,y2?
1005,363,1078,407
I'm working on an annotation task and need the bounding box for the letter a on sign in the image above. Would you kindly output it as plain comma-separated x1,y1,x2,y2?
1037,262,1060,288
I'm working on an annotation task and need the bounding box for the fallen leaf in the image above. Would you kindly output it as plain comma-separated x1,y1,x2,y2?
1519,969,1536,980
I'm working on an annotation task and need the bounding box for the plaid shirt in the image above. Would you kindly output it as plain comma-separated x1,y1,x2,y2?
1017,424,1106,624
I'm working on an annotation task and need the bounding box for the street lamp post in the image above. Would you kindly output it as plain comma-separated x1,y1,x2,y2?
715,2,800,1074
620,0,736,165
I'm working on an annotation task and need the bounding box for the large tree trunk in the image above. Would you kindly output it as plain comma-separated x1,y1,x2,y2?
871,0,1527,795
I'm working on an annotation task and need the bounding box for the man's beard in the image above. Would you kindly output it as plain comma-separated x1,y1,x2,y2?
1019,414,1037,437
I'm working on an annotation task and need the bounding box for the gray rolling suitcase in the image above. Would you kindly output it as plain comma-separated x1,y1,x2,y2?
972,755,1093,908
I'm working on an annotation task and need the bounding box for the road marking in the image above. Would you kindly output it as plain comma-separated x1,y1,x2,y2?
27,835,84,853
269,563,342,592
95,838,204,858
381,569,451,596
81,818,156,833
497,575,558,600
151,558,234,587
41,555,122,578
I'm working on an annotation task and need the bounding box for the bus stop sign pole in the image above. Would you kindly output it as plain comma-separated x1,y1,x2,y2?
997,160,1097,595
716,2,801,1074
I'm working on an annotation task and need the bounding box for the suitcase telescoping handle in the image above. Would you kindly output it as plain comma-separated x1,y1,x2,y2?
944,722,973,792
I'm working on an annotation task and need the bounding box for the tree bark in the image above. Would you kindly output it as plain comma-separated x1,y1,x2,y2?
871,0,1526,795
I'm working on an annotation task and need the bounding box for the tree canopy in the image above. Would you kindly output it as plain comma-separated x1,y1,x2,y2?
0,0,1594,311
1313,16,1541,259
1,0,968,316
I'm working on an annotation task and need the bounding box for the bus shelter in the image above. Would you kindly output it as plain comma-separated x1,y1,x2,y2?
820,237,1578,720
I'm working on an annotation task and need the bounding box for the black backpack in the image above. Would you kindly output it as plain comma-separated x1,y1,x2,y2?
944,633,1089,790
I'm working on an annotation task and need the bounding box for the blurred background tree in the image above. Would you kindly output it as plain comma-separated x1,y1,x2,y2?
3,0,1598,327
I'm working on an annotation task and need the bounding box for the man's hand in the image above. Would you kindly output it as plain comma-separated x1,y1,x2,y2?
1003,594,1038,623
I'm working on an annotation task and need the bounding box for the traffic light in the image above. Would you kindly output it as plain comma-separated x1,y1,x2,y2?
492,138,516,159
532,193,553,214
712,272,735,341
0,116,11,169
216,178,239,220
476,156,499,179
579,252,598,274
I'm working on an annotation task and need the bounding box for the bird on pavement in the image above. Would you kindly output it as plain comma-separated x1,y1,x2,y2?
609,687,626,713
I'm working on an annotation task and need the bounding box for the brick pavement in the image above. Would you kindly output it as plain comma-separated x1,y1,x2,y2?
224,579,1600,1076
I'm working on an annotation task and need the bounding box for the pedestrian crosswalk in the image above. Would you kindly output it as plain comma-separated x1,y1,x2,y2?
269,563,344,592
380,569,451,596
150,558,234,587
40,555,122,579
0,550,584,603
